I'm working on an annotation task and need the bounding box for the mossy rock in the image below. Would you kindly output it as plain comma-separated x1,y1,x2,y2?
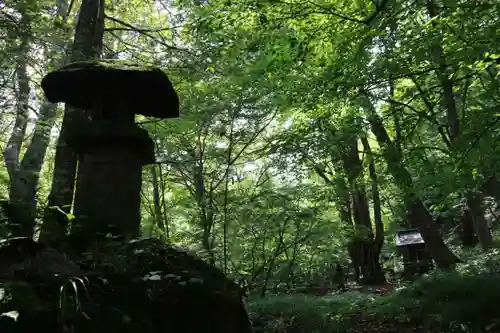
0,236,252,333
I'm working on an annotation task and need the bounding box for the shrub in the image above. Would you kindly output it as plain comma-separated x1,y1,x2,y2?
247,292,371,333
248,271,500,333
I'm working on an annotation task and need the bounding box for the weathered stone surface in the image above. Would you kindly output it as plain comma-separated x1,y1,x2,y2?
63,119,155,239
65,119,155,165
71,147,144,239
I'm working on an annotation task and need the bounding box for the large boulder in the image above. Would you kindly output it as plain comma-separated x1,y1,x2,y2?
0,236,252,333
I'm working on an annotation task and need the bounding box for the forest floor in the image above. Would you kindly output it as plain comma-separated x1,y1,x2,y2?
347,283,395,296
247,270,500,333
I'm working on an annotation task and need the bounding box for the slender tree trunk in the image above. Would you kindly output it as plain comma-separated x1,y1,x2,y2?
260,219,288,297
158,164,170,242
193,162,216,264
4,13,32,237
41,0,105,241
362,137,385,282
4,22,30,180
10,0,73,240
151,165,166,240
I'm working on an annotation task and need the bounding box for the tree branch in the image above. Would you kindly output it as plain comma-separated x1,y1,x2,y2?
103,14,188,52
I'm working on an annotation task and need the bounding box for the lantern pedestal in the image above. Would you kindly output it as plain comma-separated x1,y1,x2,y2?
67,119,154,238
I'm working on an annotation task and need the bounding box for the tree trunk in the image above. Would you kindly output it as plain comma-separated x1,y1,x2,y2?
158,165,170,242
311,125,385,282
192,162,216,264
41,0,105,241
363,137,385,282
4,28,30,179
3,12,32,237
352,185,371,230
337,177,353,229
424,0,492,250
151,165,166,240
344,137,385,284
259,219,288,297
481,176,500,203
313,163,352,230
460,208,478,247
9,103,59,238
361,96,460,270
9,0,73,240
467,195,493,250
347,237,384,284
350,188,384,284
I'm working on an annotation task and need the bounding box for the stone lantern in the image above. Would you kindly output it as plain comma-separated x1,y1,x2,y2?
41,60,179,239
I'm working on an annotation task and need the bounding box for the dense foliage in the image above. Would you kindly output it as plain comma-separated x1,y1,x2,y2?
1,0,500,332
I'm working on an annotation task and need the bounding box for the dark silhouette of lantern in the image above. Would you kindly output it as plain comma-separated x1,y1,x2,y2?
41,60,179,238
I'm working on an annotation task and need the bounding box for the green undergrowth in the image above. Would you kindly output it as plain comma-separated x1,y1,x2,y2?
248,251,500,333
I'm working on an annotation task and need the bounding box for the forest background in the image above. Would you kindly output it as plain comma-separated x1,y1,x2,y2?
2,0,500,332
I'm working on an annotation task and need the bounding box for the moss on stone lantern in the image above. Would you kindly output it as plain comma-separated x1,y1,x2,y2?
42,59,179,119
